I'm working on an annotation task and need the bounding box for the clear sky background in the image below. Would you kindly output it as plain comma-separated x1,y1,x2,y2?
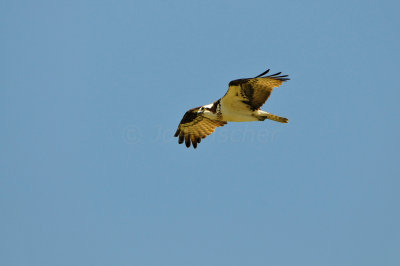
1,0,399,265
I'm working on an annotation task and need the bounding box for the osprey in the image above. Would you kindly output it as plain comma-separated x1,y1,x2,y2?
174,69,289,148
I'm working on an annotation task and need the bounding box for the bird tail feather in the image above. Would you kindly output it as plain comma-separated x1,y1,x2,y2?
258,113,289,123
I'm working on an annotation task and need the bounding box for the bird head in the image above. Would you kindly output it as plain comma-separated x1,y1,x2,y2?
197,106,206,114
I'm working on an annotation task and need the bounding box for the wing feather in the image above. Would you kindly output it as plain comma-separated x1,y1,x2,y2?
174,107,227,149
221,69,289,111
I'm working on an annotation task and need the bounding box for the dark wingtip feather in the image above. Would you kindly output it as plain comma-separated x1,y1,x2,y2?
192,140,197,149
174,128,180,137
269,72,282,76
178,135,184,144
254,69,290,81
254,69,270,78
266,72,290,81
185,136,191,148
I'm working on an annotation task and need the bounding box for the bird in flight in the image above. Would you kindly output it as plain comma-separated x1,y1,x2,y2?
174,69,290,148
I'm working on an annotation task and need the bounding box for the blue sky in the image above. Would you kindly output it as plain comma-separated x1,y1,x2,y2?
1,0,399,265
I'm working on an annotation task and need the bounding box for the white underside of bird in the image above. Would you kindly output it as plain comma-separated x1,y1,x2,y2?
201,101,269,122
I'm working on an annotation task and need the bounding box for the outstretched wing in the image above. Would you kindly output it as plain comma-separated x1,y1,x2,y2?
221,69,289,111
174,108,227,149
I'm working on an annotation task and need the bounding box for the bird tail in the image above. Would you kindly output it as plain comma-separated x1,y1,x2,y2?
258,112,289,123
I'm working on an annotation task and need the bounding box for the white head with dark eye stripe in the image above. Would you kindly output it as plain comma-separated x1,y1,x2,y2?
197,104,210,114
198,104,218,118
197,106,206,113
